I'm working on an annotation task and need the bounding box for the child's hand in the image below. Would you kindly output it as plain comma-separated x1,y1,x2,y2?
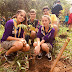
20,38,27,46
35,28,38,32
34,46,40,55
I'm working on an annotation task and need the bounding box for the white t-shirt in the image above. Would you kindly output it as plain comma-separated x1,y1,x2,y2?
70,7,72,14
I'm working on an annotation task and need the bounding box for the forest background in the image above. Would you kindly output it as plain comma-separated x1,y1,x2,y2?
0,0,71,20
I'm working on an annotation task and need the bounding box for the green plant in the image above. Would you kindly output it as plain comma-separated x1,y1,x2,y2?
0,24,4,40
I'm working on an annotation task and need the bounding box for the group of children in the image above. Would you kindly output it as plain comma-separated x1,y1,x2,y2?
1,6,59,62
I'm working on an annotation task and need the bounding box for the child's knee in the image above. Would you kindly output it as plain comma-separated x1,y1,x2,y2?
25,44,30,51
14,41,23,50
33,42,37,47
41,43,48,50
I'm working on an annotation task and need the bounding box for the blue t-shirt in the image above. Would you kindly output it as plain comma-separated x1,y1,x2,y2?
65,16,69,22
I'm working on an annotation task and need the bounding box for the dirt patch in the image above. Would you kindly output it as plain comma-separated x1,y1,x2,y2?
27,55,72,72
59,34,68,38
0,44,72,72
0,52,72,72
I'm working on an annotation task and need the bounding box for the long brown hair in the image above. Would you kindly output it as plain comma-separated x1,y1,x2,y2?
12,10,27,25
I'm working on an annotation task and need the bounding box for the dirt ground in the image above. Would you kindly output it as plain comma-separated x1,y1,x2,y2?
0,46,72,72
27,54,72,72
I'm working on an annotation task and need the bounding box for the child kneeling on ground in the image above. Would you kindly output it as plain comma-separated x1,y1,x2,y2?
25,9,40,45
1,10,30,62
33,15,55,61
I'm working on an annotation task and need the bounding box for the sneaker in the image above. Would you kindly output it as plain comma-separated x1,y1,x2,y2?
4,54,14,62
37,53,43,59
10,52,17,57
45,52,52,61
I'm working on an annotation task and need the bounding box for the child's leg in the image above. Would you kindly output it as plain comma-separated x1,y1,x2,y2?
66,22,69,27
33,42,37,47
41,43,49,53
30,31,36,44
41,43,52,53
41,43,52,61
21,44,30,52
63,21,65,26
6,41,23,55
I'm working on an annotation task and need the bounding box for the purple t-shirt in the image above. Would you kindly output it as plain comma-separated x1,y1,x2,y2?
37,26,55,47
1,19,24,42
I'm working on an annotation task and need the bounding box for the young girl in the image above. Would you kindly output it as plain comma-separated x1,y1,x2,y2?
33,15,55,61
1,10,30,61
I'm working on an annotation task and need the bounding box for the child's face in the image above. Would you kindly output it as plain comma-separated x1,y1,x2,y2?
30,12,36,20
42,16,50,27
43,9,49,15
17,12,26,23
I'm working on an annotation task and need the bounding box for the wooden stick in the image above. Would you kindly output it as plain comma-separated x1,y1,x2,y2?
50,38,70,72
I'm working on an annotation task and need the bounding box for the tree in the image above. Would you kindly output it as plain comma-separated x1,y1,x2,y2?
0,0,70,20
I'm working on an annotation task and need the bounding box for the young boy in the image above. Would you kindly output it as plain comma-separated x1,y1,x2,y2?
25,9,40,45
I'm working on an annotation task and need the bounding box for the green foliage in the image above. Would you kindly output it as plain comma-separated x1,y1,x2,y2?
54,26,72,60
0,25,4,40
17,24,27,31
17,61,26,70
0,0,72,71
18,24,35,35
0,24,72,71
16,52,29,72
0,0,70,20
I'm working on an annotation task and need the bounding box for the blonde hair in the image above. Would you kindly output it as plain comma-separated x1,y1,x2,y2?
42,15,51,23
30,9,36,13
